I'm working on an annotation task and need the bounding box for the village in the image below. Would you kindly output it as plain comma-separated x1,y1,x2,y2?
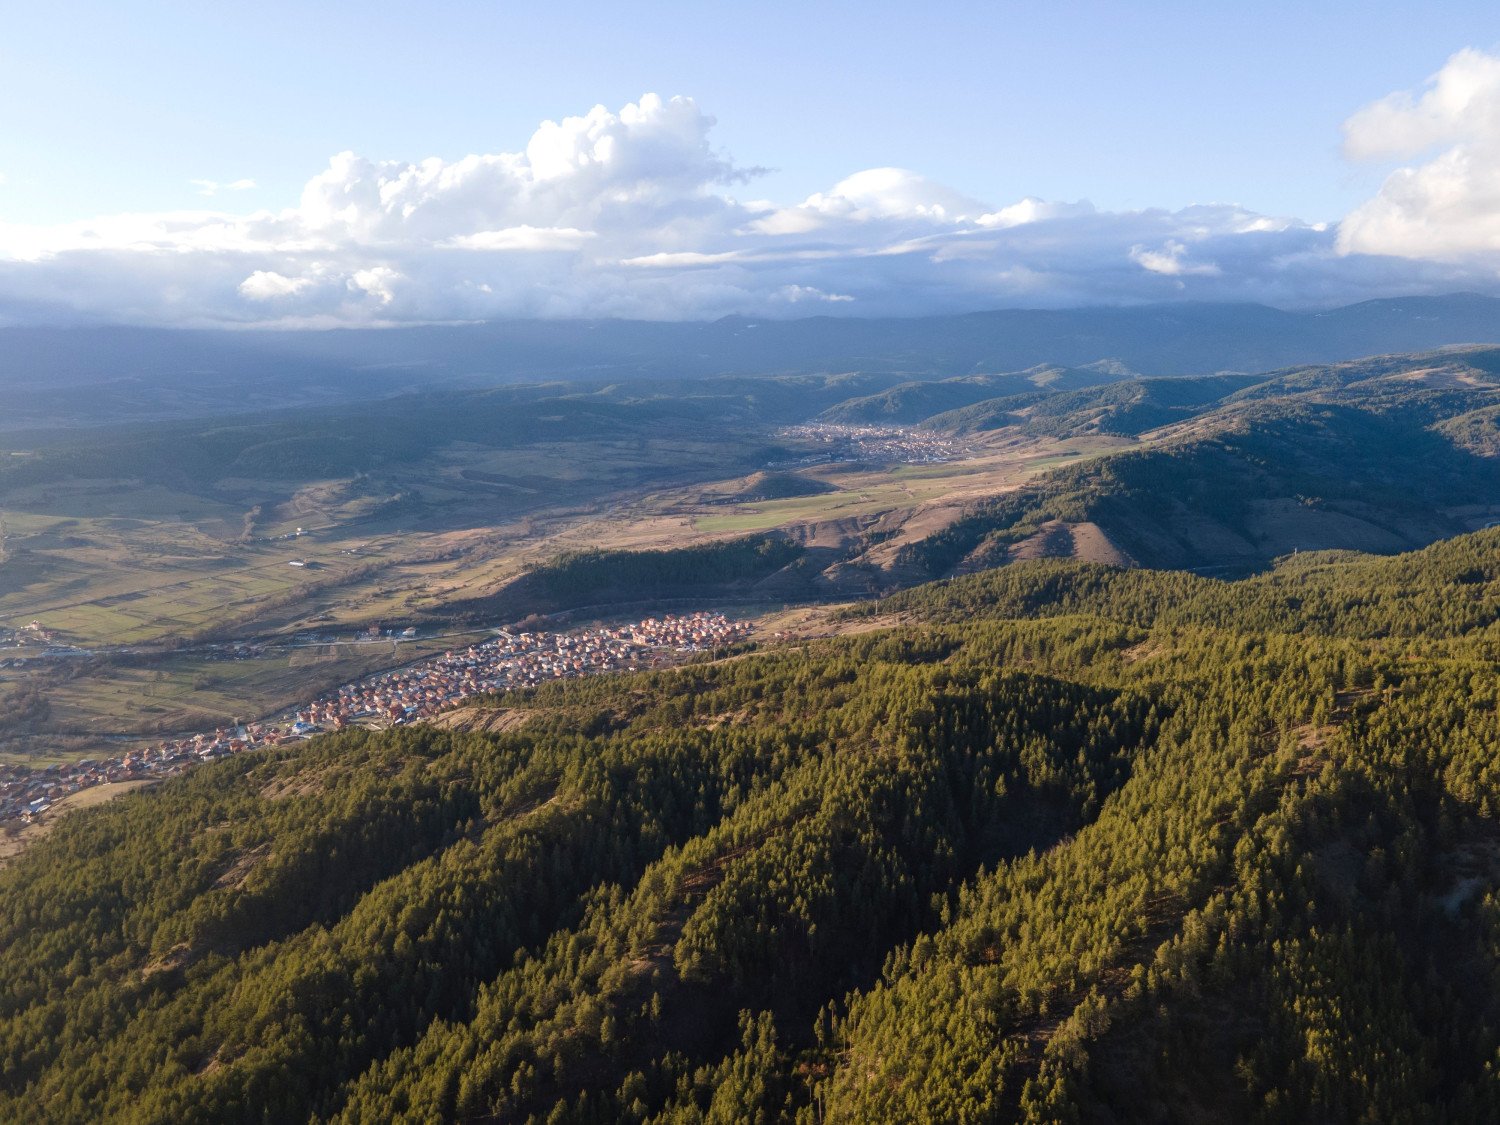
0,611,750,828
775,422,966,464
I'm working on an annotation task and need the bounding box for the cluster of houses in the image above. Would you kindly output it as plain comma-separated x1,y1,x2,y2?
292,612,750,731
0,621,62,651
776,423,965,464
0,737,256,824
0,612,750,826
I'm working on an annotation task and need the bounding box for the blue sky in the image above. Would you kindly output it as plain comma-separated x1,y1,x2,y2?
3,2,1500,324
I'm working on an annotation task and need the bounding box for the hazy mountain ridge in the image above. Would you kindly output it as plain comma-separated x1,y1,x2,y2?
7,294,1500,430
3,344,1499,603
816,364,1139,425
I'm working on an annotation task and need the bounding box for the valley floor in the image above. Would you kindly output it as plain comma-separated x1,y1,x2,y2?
0,425,1119,764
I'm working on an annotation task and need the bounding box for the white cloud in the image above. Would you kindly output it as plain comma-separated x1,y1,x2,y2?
773,284,855,304
191,178,258,197
1340,48,1500,261
2,87,1500,327
749,168,989,235
976,198,1095,229
444,225,596,252
349,266,400,305
621,249,745,268
1342,48,1500,161
239,270,313,300
1130,240,1222,277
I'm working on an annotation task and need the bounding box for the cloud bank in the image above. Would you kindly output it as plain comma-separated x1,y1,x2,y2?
1340,48,1500,262
4,72,1500,327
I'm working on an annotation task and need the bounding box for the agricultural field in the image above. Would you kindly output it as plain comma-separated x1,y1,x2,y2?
0,435,776,644
690,435,1121,535
13,343,1487,767
0,413,1035,762
45,635,489,734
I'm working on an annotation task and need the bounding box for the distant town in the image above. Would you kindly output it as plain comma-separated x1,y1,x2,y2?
775,423,966,464
0,612,750,828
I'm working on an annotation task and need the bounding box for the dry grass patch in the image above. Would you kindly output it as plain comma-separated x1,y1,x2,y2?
426,707,534,735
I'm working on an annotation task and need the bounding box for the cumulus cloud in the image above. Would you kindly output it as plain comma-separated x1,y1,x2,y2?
1,86,1500,327
1340,48,1500,261
239,270,313,300
349,266,400,305
1342,48,1500,161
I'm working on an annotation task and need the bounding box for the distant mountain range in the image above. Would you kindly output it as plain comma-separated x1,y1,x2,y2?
6,337,1498,586
7,294,1500,429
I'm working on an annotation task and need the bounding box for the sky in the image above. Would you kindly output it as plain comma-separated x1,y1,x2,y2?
3,1,1500,326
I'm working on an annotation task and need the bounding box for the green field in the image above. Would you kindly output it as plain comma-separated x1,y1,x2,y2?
0,629,501,766
694,489,904,533
0,395,1161,764
693,438,1120,534
0,429,791,759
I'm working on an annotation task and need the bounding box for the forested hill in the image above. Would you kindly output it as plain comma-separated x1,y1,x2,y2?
4,531,1500,1121
894,347,1500,578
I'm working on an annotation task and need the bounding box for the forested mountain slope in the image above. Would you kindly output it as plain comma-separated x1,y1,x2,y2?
4,530,1500,1121
896,348,1500,577
816,364,1137,425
